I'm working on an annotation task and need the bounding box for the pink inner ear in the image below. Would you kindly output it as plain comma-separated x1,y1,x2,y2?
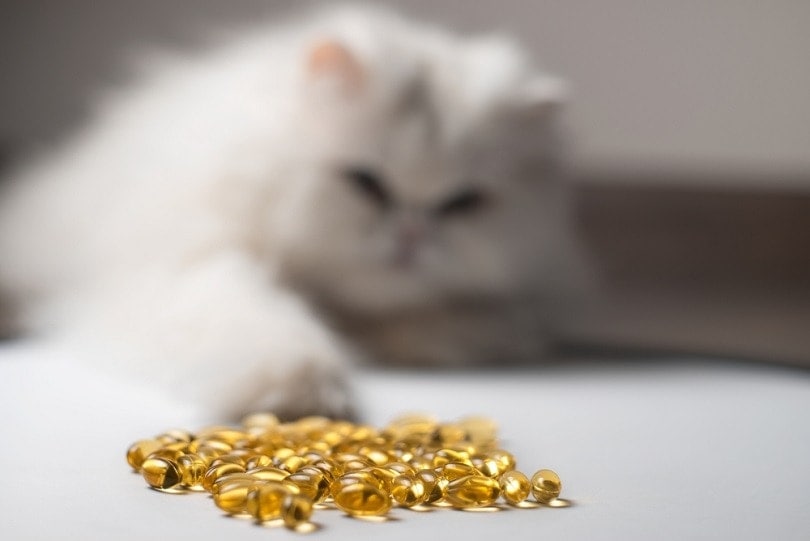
306,40,364,91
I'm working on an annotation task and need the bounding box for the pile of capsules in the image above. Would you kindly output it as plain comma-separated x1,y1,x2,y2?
126,413,564,532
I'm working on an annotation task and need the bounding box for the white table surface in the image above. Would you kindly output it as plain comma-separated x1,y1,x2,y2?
1,341,808,540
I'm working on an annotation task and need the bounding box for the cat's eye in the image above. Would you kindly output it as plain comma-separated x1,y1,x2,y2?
341,167,392,209
435,187,489,218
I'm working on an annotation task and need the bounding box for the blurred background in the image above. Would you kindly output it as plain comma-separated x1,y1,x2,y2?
2,0,809,362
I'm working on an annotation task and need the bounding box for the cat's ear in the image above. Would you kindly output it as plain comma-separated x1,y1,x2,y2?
305,39,364,95
514,76,568,116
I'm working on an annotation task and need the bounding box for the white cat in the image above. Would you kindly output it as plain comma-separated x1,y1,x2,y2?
0,6,581,420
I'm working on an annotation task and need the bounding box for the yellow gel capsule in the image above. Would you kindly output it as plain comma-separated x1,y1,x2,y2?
472,456,503,478
390,474,427,507
146,447,185,463
279,455,308,473
531,469,562,503
310,458,341,481
457,416,498,448
331,470,385,497
246,466,289,482
335,454,374,472
435,462,480,481
188,438,232,455
283,471,325,502
210,473,259,496
364,467,397,491
487,450,516,473
205,428,252,447
387,413,439,434
408,456,433,471
240,412,279,430
499,470,531,504
244,455,273,469
432,448,471,468
444,475,500,508
386,462,415,476
436,424,467,446
155,429,193,444
246,483,290,521
208,455,246,468
212,476,258,514
333,482,392,516
281,493,314,529
296,467,331,502
126,439,162,471
203,463,245,493
141,457,182,490
415,469,448,504
177,453,207,488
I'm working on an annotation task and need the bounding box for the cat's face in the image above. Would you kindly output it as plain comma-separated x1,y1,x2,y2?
272,30,566,314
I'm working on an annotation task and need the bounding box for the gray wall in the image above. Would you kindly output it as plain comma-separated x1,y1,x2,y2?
3,1,809,185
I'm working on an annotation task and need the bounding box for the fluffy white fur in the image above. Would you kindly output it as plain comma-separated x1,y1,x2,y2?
0,7,580,420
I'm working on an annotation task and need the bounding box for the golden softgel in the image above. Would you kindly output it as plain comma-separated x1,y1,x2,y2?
126,413,566,531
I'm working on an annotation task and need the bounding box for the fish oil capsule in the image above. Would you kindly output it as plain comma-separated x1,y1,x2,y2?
271,447,296,461
310,458,340,482
246,482,290,521
146,446,185,463
472,456,502,478
390,474,427,507
211,473,259,496
283,471,325,502
246,466,288,482
240,412,279,430
444,475,500,508
141,457,182,490
226,449,258,464
278,455,307,473
415,469,448,504
188,437,232,455
177,453,207,489
126,439,163,470
212,476,260,514
202,463,245,493
305,440,333,453
204,428,252,447
156,429,194,444
281,493,314,529
300,451,328,464
208,455,246,468
386,462,415,476
387,413,439,437
408,456,433,471
334,453,373,472
499,470,531,505
436,424,467,446
330,470,384,497
487,450,516,474
457,416,498,448
435,462,480,481
388,447,415,463
296,467,332,501
365,467,397,491
333,482,392,516
360,448,390,466
432,448,471,468
244,455,273,469
531,469,562,503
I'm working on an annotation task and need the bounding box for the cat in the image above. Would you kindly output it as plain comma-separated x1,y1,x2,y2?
0,6,582,421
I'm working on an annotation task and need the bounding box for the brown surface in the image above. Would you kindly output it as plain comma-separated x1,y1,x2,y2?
566,177,810,364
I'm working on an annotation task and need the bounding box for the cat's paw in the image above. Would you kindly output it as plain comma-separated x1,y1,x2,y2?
196,347,357,423
257,357,357,422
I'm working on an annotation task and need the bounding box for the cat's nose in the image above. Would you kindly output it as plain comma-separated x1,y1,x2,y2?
393,213,427,267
